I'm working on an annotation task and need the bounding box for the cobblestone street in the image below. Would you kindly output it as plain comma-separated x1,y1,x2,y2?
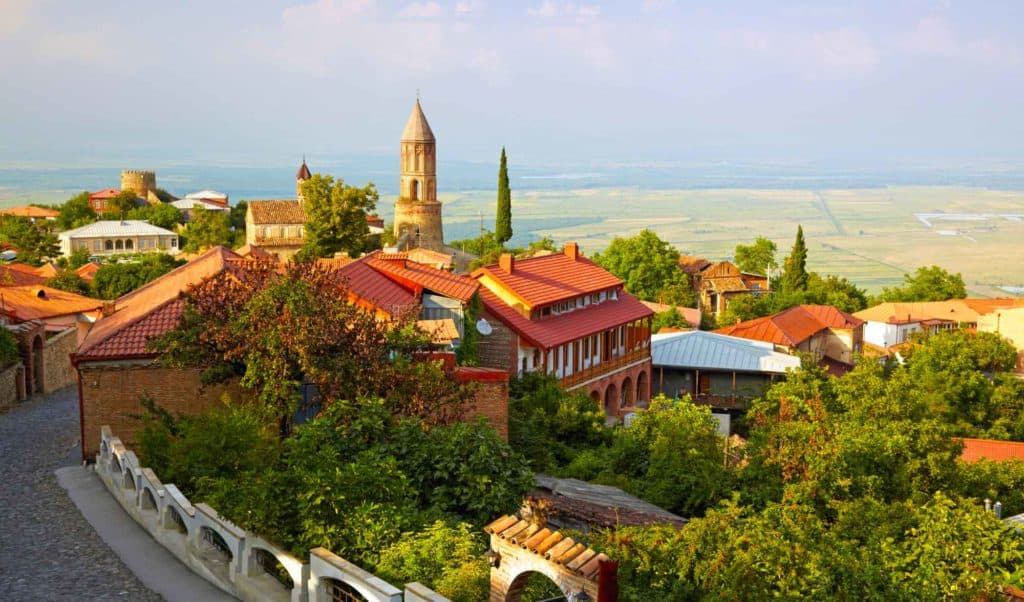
0,388,161,601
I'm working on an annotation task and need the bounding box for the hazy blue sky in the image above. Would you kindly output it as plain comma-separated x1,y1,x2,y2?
1,0,1021,167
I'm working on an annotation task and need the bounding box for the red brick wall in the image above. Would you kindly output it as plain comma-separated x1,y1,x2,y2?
78,361,241,460
455,368,509,440
576,358,653,419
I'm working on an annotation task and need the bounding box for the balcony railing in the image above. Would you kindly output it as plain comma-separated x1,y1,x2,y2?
560,348,651,389
691,393,749,411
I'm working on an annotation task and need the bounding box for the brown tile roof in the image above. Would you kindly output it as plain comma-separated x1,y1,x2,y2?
248,200,306,224
0,286,103,321
959,437,1024,463
484,514,611,581
296,160,311,181
75,263,100,282
76,247,242,361
473,251,622,308
404,247,454,269
479,287,652,350
716,304,862,347
704,276,748,293
678,255,711,275
0,206,59,219
0,265,47,286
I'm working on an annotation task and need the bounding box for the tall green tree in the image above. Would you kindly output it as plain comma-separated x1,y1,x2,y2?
878,265,966,302
780,225,809,293
734,236,777,276
182,206,234,252
0,215,60,265
56,191,97,230
298,174,378,259
495,147,512,244
108,191,141,220
593,229,694,306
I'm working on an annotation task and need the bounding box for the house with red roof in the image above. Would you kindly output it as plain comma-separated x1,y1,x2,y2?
472,243,654,418
958,437,1024,463
716,304,864,374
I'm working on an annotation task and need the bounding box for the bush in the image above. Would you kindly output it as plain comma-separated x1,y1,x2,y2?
375,520,489,602
0,328,20,367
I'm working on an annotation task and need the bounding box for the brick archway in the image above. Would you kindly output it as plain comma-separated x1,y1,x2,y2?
485,515,617,602
603,382,617,416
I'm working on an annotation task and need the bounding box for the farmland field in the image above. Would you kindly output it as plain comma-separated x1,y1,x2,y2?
435,186,1024,297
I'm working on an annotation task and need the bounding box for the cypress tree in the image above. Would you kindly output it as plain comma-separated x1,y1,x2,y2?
495,147,512,244
781,224,809,293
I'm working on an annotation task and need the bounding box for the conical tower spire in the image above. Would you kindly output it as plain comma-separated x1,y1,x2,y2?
402,99,435,142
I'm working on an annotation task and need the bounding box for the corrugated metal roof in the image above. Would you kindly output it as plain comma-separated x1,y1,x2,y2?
651,330,800,373
59,220,178,238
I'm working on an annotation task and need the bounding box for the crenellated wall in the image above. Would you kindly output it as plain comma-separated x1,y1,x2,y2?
95,426,451,602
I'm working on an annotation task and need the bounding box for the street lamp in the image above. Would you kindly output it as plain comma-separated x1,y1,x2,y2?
485,548,501,568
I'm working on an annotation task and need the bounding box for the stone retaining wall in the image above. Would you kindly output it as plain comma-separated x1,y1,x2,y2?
43,327,77,394
95,426,450,602
0,362,24,410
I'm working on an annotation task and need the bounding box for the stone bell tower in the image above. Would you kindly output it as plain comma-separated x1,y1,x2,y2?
296,158,312,203
393,99,444,251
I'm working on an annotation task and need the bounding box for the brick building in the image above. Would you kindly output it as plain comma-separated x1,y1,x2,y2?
473,243,654,419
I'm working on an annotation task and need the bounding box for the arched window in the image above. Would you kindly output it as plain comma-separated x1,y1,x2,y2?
253,548,293,590
323,578,368,602
104,240,114,251
125,239,133,250
410,179,419,201
115,240,124,250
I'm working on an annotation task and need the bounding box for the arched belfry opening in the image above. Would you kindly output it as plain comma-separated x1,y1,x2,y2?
484,514,618,601
410,179,419,201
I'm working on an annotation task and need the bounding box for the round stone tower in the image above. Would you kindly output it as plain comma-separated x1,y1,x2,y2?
120,170,157,199
393,100,444,251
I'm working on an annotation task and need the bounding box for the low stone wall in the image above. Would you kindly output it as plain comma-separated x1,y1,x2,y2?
43,327,77,394
95,426,450,602
0,362,25,410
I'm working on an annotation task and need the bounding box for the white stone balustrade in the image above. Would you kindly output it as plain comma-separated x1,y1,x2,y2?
95,426,450,602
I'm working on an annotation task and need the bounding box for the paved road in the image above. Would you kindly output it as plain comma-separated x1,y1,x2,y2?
0,388,162,601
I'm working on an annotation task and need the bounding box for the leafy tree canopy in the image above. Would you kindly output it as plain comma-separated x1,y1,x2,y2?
878,265,967,302
298,174,378,260
593,229,694,306
0,215,60,266
91,253,184,299
181,205,235,252
45,270,92,296
56,191,97,230
734,235,777,276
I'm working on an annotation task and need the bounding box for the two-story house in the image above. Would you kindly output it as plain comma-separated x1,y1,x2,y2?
473,243,654,419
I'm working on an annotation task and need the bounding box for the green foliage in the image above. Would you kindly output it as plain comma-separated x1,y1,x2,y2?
65,246,92,269
154,188,175,203
734,235,777,275
126,202,182,230
181,205,235,252
651,306,688,333
109,190,141,219
495,147,512,244
56,191,97,230
780,224,808,293
229,200,248,231
879,265,968,302
298,174,378,259
454,293,481,366
45,270,92,296
716,271,867,326
375,520,489,602
0,327,20,367
509,373,611,472
91,253,185,299
593,229,694,305
0,215,60,265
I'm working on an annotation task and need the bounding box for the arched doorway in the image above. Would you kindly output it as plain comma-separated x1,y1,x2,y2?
505,571,566,602
603,383,617,416
621,376,633,408
410,179,419,201
637,371,649,406
31,335,43,395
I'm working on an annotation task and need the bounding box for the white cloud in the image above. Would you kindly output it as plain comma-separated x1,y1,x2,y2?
455,0,484,15
899,15,1019,65
527,1,600,19
809,27,880,74
398,1,442,18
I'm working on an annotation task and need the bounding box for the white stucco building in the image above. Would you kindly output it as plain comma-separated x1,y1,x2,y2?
58,220,179,257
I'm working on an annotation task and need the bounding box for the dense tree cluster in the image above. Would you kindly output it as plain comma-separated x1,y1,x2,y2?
91,253,184,299
0,215,60,265
297,174,378,260
593,229,695,306
878,265,968,302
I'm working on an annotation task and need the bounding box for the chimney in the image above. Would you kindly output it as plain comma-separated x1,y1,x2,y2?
564,242,579,261
102,301,116,317
499,253,514,273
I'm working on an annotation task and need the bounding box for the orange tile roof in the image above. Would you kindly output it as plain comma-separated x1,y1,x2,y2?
0,285,102,321
0,206,59,219
404,247,454,269
678,255,711,275
479,287,652,350
248,199,306,224
473,252,622,308
315,256,354,270
638,300,701,328
34,263,58,279
335,260,418,317
76,247,242,360
234,244,275,260
959,438,1024,463
89,188,120,200
417,318,460,345
0,265,47,286
367,253,478,302
960,298,1024,315
716,304,862,347
853,299,1024,326
76,263,100,282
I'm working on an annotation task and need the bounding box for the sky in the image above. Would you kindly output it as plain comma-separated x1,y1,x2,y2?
1,0,1022,168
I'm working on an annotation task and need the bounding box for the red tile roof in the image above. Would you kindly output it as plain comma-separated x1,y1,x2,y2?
716,304,863,347
639,300,701,328
89,188,120,200
76,263,100,282
296,160,312,180
959,438,1024,463
0,285,103,321
76,247,242,361
479,287,652,350
335,260,418,317
473,252,622,308
367,253,478,302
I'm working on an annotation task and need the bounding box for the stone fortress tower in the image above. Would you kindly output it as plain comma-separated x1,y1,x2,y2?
296,158,312,203
120,170,158,202
393,100,445,251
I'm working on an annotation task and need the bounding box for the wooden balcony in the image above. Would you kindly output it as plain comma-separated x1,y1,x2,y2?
560,348,651,389
691,393,748,411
